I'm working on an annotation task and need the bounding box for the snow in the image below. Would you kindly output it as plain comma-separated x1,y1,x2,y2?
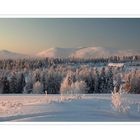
36,47,140,59
0,94,140,122
36,47,77,58
108,63,124,68
70,47,110,58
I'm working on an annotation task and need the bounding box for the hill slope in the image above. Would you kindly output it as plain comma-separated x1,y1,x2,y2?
37,47,140,58
37,47,77,58
0,50,28,59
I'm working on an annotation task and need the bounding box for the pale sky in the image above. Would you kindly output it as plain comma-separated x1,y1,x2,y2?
0,18,140,54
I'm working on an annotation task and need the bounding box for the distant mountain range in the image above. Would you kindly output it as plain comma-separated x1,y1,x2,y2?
0,50,29,59
0,47,140,59
36,47,77,58
36,47,140,59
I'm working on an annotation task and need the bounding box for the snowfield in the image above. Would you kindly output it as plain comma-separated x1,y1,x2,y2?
0,94,140,122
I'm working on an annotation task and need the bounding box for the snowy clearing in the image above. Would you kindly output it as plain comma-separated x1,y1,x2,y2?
0,94,140,122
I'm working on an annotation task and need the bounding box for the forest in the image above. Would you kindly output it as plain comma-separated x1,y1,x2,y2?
0,55,140,94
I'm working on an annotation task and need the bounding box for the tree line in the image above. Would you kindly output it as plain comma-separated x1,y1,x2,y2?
0,57,140,94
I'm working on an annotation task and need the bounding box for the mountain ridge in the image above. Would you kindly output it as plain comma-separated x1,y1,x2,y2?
0,50,29,59
0,47,140,59
36,47,140,59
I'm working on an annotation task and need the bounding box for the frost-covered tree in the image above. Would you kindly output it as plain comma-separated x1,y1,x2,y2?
60,73,72,94
128,74,140,94
73,80,87,94
106,68,114,93
9,73,18,93
94,68,100,93
124,81,131,93
3,77,10,93
113,73,122,93
46,70,62,94
0,56,140,95
98,67,107,93
33,81,43,94
0,77,4,93
23,72,33,93
17,73,26,93
40,71,47,93
60,71,87,94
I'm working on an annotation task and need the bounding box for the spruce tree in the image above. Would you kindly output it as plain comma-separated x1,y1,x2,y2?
3,77,10,93
9,74,17,93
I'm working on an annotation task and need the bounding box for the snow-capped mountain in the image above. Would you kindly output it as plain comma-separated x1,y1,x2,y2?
71,47,140,58
36,47,78,58
70,47,110,58
37,47,140,59
0,50,28,59
1,47,139,60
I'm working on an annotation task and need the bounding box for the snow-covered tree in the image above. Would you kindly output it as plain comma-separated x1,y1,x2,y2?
106,68,114,93
0,77,4,93
0,56,140,95
128,74,140,94
33,81,43,94
60,74,72,94
98,67,107,93
46,70,62,94
3,77,10,93
16,73,25,93
73,80,87,94
9,73,18,93
60,71,87,94
94,68,100,93
23,72,33,93
113,73,122,93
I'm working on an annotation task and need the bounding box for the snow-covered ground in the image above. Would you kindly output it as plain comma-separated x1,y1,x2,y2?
0,94,140,122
